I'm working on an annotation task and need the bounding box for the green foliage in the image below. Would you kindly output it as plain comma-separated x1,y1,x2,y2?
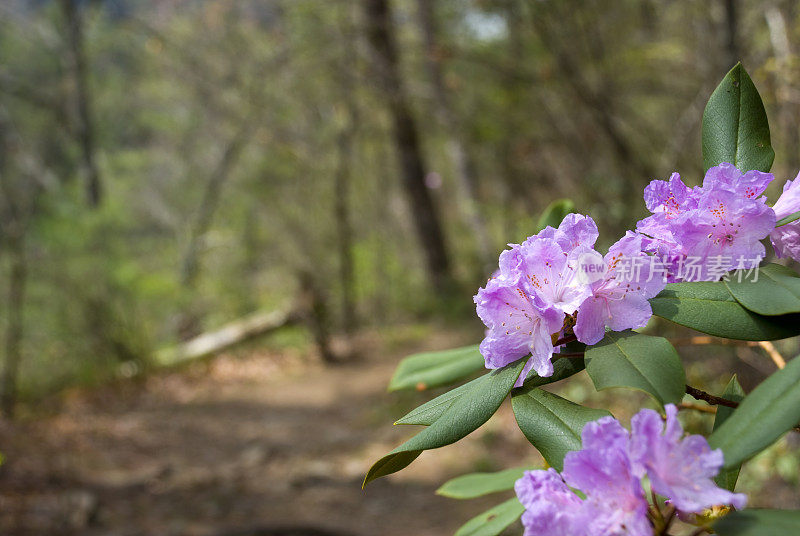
713,375,745,491
725,264,800,316
584,331,685,405
437,467,534,499
709,356,800,470
650,282,800,341
453,497,525,536
388,345,485,392
512,388,610,471
395,375,488,426
363,359,527,487
702,63,774,173
394,356,586,426
713,509,800,535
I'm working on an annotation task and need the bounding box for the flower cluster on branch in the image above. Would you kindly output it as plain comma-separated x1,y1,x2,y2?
475,163,800,384
515,405,746,536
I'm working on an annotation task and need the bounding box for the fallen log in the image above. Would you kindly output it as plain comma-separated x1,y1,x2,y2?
153,308,300,368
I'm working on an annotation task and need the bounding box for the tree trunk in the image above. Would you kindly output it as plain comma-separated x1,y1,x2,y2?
1,229,27,419
333,8,360,335
416,0,493,271
723,0,740,69
297,270,337,364
61,0,102,208
181,125,251,290
334,127,357,335
178,125,251,339
363,0,451,290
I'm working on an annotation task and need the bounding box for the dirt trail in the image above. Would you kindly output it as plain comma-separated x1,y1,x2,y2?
0,330,530,536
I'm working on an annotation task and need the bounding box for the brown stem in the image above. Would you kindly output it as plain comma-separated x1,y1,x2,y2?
660,506,676,536
556,352,584,358
554,334,577,346
650,489,663,523
685,385,740,408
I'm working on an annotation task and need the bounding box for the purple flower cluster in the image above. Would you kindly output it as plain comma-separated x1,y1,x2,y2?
515,405,746,536
475,215,665,382
636,163,776,281
475,162,800,379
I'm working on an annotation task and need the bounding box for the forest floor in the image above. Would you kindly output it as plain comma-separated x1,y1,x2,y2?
0,325,537,536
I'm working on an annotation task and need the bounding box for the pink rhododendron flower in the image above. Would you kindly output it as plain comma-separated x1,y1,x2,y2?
516,405,746,536
574,232,666,345
635,163,776,281
630,405,747,513
475,214,598,380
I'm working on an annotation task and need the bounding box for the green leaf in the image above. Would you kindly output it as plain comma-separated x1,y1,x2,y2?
725,264,800,316
437,467,534,499
714,509,800,536
389,345,485,391
395,356,586,426
518,354,586,388
454,497,525,536
709,355,800,469
512,388,611,471
395,375,487,426
584,331,685,405
776,210,800,227
650,281,800,341
713,375,745,491
536,199,576,231
702,62,774,173
363,359,527,487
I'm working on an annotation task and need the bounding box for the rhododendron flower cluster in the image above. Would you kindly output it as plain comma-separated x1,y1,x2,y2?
636,163,776,281
515,405,746,536
475,162,800,379
474,215,665,381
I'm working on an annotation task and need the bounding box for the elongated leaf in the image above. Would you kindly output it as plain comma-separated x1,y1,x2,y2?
389,345,485,391
364,359,527,487
714,509,800,536
776,210,800,227
725,264,800,316
584,331,685,405
512,388,610,471
396,356,586,426
702,62,774,173
454,497,525,536
650,282,800,340
395,375,487,426
709,355,800,469
713,375,745,491
437,467,534,499
536,199,576,232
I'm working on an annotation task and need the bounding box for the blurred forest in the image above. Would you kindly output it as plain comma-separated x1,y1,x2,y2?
3,0,800,411
2,1,800,534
